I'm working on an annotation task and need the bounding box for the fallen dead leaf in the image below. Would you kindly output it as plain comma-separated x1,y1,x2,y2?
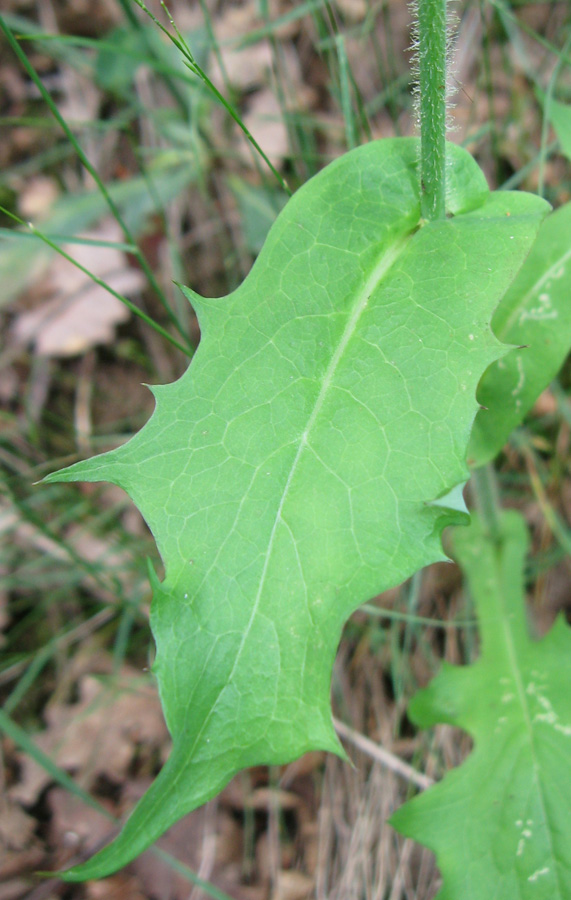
127,781,246,900
12,221,143,357
279,752,325,786
243,90,289,167
0,879,34,900
271,870,314,900
219,765,272,811
333,0,368,22
264,0,304,40
0,802,37,856
85,873,148,900
0,495,146,610
47,788,114,869
18,177,59,222
52,0,121,37
210,5,272,92
247,788,300,812
0,799,45,897
10,667,169,807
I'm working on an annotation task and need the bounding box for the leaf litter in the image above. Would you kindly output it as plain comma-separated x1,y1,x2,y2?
11,220,142,357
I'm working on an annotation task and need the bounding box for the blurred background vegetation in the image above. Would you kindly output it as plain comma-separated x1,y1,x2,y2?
0,1,570,898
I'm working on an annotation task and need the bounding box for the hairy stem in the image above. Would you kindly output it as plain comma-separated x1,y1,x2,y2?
417,0,448,220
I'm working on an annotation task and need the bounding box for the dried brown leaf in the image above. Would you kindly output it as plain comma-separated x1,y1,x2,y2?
242,90,289,166
210,6,272,91
271,870,314,900
12,222,143,357
10,668,169,807
47,788,114,867
18,177,59,222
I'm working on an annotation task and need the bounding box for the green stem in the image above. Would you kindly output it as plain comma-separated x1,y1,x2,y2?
471,464,502,543
417,0,448,220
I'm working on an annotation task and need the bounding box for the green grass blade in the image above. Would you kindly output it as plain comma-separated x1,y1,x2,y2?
131,0,292,195
0,13,192,349
0,206,192,357
336,35,358,150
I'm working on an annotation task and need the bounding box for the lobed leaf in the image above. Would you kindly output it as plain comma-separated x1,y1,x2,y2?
391,511,571,899
45,138,548,879
469,201,571,467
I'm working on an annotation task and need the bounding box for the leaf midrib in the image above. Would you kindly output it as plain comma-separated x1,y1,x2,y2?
497,565,562,895
228,232,412,674
185,227,414,761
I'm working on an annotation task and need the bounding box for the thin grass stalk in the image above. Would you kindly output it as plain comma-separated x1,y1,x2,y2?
0,14,193,350
538,32,571,197
115,0,188,111
131,0,291,196
336,35,358,150
0,206,192,357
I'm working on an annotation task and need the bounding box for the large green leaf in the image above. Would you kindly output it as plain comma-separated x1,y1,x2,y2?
468,201,571,467
45,138,548,879
391,510,571,899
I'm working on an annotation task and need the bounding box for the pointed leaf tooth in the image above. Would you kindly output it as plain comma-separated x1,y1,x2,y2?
179,283,222,331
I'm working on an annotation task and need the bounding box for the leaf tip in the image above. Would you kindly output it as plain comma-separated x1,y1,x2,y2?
178,283,219,323
428,481,469,516
40,447,125,491
146,556,162,589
